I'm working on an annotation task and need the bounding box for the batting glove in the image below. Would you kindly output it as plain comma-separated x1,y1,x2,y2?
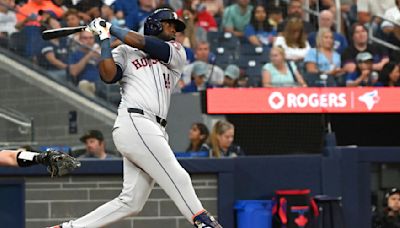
88,18,112,40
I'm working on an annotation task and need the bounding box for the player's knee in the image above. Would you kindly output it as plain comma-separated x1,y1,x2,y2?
117,196,145,215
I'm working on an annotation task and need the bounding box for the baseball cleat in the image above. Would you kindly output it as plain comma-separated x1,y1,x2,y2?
193,211,223,228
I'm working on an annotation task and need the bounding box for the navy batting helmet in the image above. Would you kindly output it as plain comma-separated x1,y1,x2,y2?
144,8,186,36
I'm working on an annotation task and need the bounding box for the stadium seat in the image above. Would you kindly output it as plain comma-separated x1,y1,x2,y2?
245,66,262,87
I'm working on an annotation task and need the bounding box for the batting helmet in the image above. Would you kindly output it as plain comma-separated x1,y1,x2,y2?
144,8,186,36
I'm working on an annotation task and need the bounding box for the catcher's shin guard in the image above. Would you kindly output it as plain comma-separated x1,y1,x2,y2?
193,210,223,228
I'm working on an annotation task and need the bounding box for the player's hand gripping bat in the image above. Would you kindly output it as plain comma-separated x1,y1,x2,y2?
41,21,106,40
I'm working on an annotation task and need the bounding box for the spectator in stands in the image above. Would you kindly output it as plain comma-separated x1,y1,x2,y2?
101,2,119,27
38,16,68,80
244,4,277,47
181,61,209,93
185,122,210,152
381,0,400,35
274,16,311,62
262,46,307,87
79,130,116,159
308,10,348,54
68,31,100,97
377,62,400,87
181,41,224,87
208,120,244,158
176,31,195,64
346,52,379,86
223,64,241,87
177,0,218,32
342,23,389,75
357,0,395,25
277,0,315,34
113,0,138,30
222,0,253,37
266,5,283,31
63,9,81,27
0,0,17,47
373,188,400,228
14,0,63,59
137,0,157,31
196,0,224,18
305,28,343,86
74,0,102,23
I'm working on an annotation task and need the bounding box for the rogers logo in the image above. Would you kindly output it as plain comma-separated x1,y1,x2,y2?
358,90,380,110
268,92,285,109
268,92,347,109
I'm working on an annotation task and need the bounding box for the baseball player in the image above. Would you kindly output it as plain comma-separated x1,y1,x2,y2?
0,149,80,176
50,8,222,228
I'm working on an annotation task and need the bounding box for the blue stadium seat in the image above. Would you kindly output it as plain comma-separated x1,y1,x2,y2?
240,44,270,62
245,66,262,87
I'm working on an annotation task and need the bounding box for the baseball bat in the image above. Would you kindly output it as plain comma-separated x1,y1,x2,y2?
42,26,88,40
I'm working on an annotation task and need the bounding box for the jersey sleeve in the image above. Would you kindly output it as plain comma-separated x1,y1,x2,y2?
166,41,187,74
112,44,128,71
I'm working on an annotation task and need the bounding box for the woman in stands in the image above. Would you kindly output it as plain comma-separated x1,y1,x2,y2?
304,28,344,86
185,123,210,152
273,16,310,62
377,62,400,86
208,120,244,158
244,4,277,47
262,46,307,87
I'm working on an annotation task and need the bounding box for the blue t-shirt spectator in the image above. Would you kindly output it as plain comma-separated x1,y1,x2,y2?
304,48,341,73
38,38,68,70
68,51,99,83
244,23,277,46
308,31,348,54
114,0,139,30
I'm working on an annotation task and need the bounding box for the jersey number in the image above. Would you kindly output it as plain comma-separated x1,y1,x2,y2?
163,73,171,89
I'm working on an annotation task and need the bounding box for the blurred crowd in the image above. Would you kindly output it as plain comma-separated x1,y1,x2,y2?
0,0,399,98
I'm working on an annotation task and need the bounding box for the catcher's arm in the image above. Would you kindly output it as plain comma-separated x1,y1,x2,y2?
12,149,81,177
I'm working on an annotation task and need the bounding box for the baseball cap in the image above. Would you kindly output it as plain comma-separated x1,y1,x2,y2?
192,61,208,77
356,52,373,63
80,130,104,143
224,64,240,80
386,188,400,199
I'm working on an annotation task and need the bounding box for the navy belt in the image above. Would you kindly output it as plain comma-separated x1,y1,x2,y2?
127,108,167,127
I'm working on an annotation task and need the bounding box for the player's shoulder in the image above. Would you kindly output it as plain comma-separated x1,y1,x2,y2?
167,40,184,51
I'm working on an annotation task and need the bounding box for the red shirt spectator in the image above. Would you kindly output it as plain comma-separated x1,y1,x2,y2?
177,8,217,32
16,0,63,27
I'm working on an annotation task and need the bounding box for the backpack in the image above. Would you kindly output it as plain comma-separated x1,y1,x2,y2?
272,189,319,228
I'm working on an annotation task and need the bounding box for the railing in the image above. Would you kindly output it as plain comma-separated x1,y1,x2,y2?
368,15,400,51
0,106,34,147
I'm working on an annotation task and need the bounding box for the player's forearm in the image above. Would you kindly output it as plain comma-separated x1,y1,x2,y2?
99,39,118,83
110,26,145,50
0,150,18,167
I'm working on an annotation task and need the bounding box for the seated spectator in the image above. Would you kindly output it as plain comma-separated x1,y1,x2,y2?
74,0,102,23
197,0,224,18
15,0,64,59
0,0,17,47
113,0,138,30
177,0,218,32
346,52,379,86
223,64,241,87
68,31,100,97
381,0,400,35
377,62,400,86
266,5,283,31
177,4,207,48
176,32,195,64
262,46,307,87
305,28,343,85
277,0,315,34
181,41,224,87
63,9,82,27
222,0,253,37
79,130,116,159
308,10,348,54
373,188,400,228
274,16,311,62
342,23,389,75
38,16,68,80
244,4,277,47
181,61,209,93
101,2,119,27
185,122,209,152
357,0,395,25
208,120,244,158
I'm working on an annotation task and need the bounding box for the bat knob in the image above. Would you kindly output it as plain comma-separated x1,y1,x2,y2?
99,21,106,27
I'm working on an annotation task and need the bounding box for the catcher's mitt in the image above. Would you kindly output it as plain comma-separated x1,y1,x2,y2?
36,150,81,177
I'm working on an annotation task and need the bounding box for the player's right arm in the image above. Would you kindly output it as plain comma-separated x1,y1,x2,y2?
98,39,124,83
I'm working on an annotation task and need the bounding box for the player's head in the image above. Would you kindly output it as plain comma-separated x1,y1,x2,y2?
385,188,400,212
144,8,186,41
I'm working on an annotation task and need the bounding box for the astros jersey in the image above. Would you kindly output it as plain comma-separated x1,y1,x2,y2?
112,41,186,118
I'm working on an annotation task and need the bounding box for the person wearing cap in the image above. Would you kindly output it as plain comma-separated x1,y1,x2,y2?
373,188,400,228
223,64,241,87
181,61,209,93
346,52,379,87
79,130,116,159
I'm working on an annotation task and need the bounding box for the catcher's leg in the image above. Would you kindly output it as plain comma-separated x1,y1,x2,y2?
60,157,154,228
